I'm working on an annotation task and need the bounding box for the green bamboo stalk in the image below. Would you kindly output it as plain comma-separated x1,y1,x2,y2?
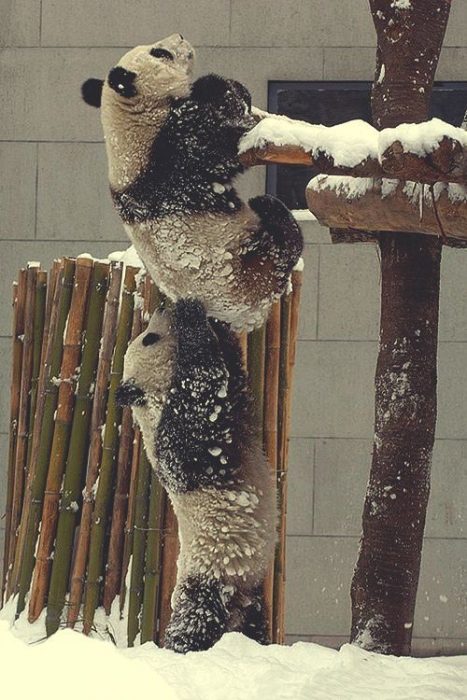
82,266,137,635
67,262,123,629
272,289,292,644
275,270,303,643
119,429,142,616
12,262,68,613
247,324,266,443
102,406,135,615
103,275,145,615
127,445,151,646
127,275,159,645
25,270,47,473
28,258,93,622
140,470,165,644
272,275,302,644
45,261,109,636
1,275,25,605
8,265,38,593
118,273,145,617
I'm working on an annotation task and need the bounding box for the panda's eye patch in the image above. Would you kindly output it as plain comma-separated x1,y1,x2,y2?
150,48,174,61
142,332,161,346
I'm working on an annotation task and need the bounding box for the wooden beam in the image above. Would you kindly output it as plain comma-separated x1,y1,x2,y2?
380,135,467,184
307,175,467,243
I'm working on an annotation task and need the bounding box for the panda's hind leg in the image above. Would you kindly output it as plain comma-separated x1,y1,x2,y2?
164,575,229,653
246,194,303,272
241,585,270,645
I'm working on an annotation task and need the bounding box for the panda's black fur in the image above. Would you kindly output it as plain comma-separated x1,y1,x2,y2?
82,35,303,331
117,299,277,653
111,74,254,223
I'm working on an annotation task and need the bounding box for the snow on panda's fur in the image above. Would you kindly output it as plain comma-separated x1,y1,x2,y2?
116,298,276,652
82,34,303,331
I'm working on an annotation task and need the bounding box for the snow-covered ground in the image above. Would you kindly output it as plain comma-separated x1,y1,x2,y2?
1,620,467,700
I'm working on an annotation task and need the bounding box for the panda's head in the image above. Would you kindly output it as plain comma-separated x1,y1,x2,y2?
82,34,195,112
117,305,176,410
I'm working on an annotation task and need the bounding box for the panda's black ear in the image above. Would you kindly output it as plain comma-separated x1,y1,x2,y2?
81,78,104,108
108,67,137,98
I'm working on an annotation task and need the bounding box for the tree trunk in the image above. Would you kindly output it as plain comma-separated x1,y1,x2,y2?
351,233,441,654
350,0,451,655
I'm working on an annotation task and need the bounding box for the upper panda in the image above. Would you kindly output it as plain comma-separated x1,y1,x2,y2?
82,34,303,331
116,299,277,652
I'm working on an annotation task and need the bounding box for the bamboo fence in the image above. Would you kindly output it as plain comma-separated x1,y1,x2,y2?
1,256,302,646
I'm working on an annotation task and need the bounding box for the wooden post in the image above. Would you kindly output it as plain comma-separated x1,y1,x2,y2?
350,0,451,655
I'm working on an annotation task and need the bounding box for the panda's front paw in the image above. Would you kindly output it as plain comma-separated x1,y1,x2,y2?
190,74,231,105
115,380,146,407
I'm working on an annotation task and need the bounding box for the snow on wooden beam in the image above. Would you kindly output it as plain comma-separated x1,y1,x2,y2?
239,116,467,185
306,175,467,243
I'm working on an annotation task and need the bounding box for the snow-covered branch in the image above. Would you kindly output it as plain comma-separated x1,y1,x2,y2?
239,116,467,185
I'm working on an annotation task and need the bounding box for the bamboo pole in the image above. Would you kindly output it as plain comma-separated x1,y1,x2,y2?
8,265,38,585
118,274,145,616
157,497,179,646
119,429,142,615
10,269,47,602
103,276,144,615
102,406,134,615
13,261,69,614
28,258,92,622
25,270,47,474
238,332,248,370
45,261,109,636
1,273,26,603
82,265,137,635
140,471,165,644
262,301,281,639
263,302,281,472
273,271,303,643
67,262,123,629
247,324,266,442
127,446,151,646
127,275,158,645
273,289,292,644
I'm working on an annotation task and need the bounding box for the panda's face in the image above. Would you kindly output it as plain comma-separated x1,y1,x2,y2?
82,34,195,113
108,34,194,106
117,306,176,408
109,34,194,108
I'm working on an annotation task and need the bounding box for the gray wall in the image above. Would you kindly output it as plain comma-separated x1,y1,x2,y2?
1,1,467,653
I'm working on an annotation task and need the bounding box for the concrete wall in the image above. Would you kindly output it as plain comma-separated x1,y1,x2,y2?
1,0,466,653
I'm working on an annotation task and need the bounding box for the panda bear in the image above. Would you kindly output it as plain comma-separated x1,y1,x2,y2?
82,33,303,331
116,298,276,652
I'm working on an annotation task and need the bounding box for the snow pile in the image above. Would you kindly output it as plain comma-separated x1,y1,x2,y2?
378,118,467,157
108,245,144,269
239,117,379,168
1,623,467,700
240,115,467,167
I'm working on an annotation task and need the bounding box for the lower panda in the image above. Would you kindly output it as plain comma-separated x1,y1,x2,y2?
116,298,276,652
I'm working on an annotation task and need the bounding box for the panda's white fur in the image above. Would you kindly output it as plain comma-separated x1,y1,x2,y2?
82,35,303,332
100,34,195,191
117,300,276,652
